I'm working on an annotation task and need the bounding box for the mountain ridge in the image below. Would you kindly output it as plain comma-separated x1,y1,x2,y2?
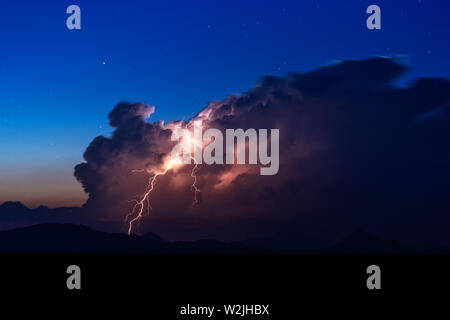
0,222,447,254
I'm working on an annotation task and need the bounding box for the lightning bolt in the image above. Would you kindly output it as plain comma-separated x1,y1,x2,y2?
124,166,171,235
190,157,201,207
125,156,201,234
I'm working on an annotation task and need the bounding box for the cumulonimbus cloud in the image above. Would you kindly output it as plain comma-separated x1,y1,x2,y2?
73,57,450,243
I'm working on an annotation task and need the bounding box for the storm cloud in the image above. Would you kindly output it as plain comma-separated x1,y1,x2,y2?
73,57,450,244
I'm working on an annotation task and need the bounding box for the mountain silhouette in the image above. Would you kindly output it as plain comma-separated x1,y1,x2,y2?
330,228,450,253
0,201,33,223
244,231,325,252
0,223,167,254
142,232,167,243
0,223,269,254
1,201,449,254
0,201,81,226
0,201,29,211
332,228,404,253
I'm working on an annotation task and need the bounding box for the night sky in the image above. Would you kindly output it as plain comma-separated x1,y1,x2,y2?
0,0,449,209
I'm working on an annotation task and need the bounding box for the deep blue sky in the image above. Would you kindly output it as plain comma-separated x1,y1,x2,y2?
0,0,449,207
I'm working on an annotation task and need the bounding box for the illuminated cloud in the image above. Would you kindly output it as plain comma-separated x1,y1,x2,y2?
66,57,450,243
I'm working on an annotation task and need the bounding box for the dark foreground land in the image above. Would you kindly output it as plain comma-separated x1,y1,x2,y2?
0,222,449,254
0,223,448,312
0,252,447,313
